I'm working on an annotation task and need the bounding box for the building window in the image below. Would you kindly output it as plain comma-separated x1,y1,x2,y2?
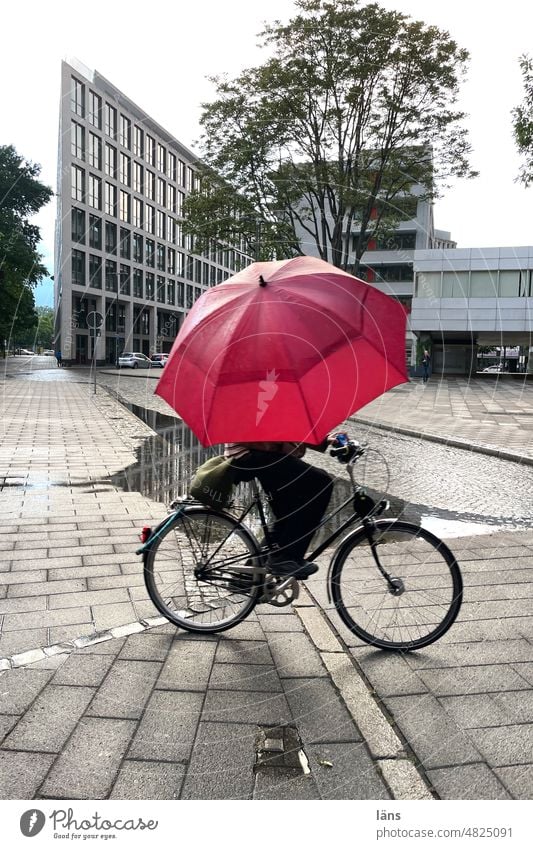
105,259,117,291
145,170,155,200
119,227,130,259
166,184,176,213
157,275,165,303
167,248,175,275
105,144,117,178
203,262,209,285
105,182,117,216
133,233,143,263
133,162,143,193
88,91,101,128
119,115,131,149
71,249,85,285
133,126,144,157
167,279,175,305
71,165,85,202
145,135,155,166
88,133,101,169
176,191,184,217
145,204,154,234
119,264,131,295
133,197,143,229
146,239,155,267
119,153,131,187
194,258,202,284
117,303,126,333
186,256,194,280
71,208,85,244
176,251,184,277
105,302,117,332
146,272,155,300
119,190,131,223
89,214,102,250
105,103,116,138
157,177,166,207
133,268,143,298
167,216,176,244
167,152,176,182
186,166,193,192
88,174,101,209
89,255,102,289
105,221,117,254
177,280,184,307
157,243,165,271
156,210,165,239
178,159,185,186
71,121,85,161
186,283,194,309
157,144,166,174
141,310,150,334
71,77,84,118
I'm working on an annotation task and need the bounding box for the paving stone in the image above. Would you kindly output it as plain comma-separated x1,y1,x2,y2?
110,759,186,799
3,685,94,752
88,660,162,719
49,587,129,609
350,648,428,697
0,569,47,585
0,628,48,657
282,678,361,745
257,613,304,632
267,632,328,678
254,769,320,800
156,640,216,691
118,633,173,661
181,721,257,800
48,564,121,581
0,596,48,615
128,690,203,761
215,640,273,666
0,750,55,799
489,690,533,724
427,763,512,800
48,623,96,644
405,639,533,670
386,693,484,769
209,663,282,692
74,637,127,655
0,667,54,714
467,724,533,767
0,714,18,743
296,606,343,653
52,652,116,686
40,717,137,799
214,621,265,641
511,662,533,685
438,694,509,729
202,690,292,726
417,665,532,697
307,741,391,799
494,764,533,799
92,601,137,631
2,606,92,632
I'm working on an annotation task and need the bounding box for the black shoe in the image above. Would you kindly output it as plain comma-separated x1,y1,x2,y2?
267,557,319,580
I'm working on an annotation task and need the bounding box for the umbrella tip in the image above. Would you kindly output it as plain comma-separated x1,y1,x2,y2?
259,275,267,287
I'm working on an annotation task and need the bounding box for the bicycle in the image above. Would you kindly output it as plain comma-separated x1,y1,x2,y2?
136,441,463,651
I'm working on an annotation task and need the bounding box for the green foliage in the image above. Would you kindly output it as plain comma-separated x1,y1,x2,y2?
0,144,52,354
512,54,533,187
185,0,475,269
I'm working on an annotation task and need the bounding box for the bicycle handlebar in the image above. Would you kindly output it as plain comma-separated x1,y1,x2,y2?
329,438,365,464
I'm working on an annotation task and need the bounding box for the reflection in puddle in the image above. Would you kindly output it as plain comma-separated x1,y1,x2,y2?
109,402,530,541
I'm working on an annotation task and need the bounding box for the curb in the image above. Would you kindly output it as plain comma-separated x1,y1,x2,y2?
352,415,533,467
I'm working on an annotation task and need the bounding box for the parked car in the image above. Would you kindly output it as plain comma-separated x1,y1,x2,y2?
117,352,152,369
150,354,169,367
482,364,504,373
19,349,35,355
42,350,55,356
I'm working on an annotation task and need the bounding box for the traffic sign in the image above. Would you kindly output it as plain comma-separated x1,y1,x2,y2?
86,311,104,330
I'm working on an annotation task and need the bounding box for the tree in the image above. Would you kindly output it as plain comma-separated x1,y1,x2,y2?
512,54,533,187
34,306,55,349
184,0,476,270
0,144,53,355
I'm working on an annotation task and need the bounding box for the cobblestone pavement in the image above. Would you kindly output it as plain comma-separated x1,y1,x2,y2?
0,357,532,800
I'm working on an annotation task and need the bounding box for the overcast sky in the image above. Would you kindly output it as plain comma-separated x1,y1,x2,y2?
2,0,532,305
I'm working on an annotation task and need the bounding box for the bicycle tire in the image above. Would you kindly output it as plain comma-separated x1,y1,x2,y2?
330,520,463,650
144,505,262,633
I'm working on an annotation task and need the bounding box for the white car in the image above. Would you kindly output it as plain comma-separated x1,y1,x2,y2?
117,352,152,369
42,350,55,356
482,364,504,373
19,348,35,355
150,353,169,367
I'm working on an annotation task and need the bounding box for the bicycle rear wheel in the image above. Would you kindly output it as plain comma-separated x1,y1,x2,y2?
144,506,262,633
330,520,462,650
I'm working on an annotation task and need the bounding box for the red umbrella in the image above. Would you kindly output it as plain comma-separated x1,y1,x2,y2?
155,256,407,446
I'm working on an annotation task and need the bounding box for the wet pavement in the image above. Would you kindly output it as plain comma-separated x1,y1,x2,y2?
1,356,532,800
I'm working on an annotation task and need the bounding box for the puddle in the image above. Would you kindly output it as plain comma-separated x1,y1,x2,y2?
105,401,531,541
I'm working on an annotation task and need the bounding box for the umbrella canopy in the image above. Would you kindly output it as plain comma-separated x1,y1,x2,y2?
156,256,407,446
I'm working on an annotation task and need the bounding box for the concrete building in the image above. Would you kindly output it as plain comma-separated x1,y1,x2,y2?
55,59,249,365
411,247,533,374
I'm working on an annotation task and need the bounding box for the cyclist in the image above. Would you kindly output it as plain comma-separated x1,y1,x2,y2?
226,431,348,579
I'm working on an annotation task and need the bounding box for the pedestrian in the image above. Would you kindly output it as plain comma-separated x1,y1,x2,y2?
422,348,431,383
55,350,62,368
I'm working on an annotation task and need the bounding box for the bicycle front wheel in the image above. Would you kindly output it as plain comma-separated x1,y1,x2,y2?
144,506,262,633
330,520,462,650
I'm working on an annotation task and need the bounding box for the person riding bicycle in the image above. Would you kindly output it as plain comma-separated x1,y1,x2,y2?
226,431,350,580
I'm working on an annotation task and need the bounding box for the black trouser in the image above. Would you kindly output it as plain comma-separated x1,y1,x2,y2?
232,451,333,560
